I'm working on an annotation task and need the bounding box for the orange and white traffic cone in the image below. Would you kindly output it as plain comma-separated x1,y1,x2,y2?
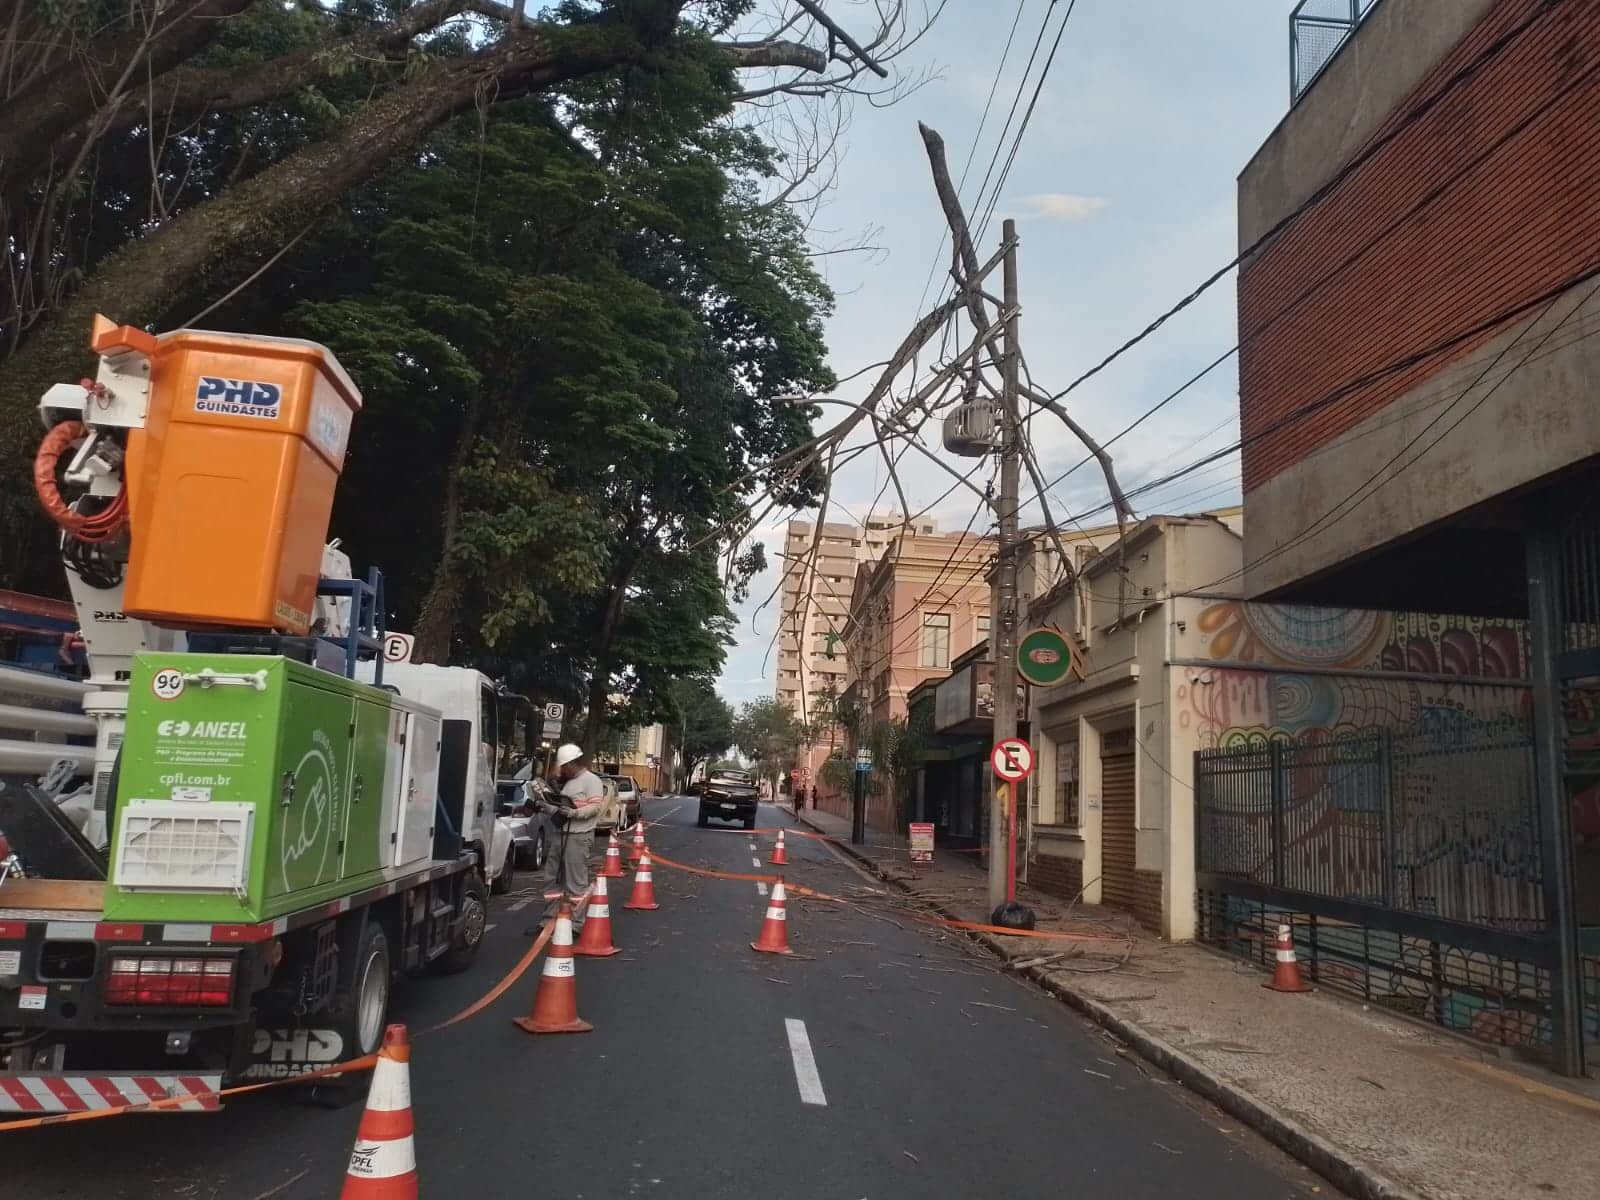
628,820,646,864
769,828,789,866
623,852,660,911
339,1024,417,1200
750,879,794,955
513,902,594,1034
598,832,626,878
1263,923,1312,993
574,875,620,957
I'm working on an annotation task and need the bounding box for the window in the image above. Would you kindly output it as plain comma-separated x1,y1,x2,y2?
1055,740,1080,827
920,612,951,669
975,613,991,642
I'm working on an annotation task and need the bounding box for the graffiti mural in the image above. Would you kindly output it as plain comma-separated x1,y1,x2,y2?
1178,601,1529,751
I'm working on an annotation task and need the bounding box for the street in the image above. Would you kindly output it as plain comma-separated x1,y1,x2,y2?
4,797,1329,1199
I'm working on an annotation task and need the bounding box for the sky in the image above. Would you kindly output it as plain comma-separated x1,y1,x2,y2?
717,0,1294,706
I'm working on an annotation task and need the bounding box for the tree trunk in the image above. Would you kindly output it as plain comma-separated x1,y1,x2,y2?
581,570,632,752
579,508,651,750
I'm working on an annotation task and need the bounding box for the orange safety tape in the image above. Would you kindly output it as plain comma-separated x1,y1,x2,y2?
0,894,594,1132
643,851,1119,943
733,825,982,853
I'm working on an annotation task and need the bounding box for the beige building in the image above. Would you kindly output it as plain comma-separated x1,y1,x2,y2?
1024,506,1530,947
775,512,935,723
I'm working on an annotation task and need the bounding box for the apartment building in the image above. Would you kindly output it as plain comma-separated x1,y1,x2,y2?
775,512,935,722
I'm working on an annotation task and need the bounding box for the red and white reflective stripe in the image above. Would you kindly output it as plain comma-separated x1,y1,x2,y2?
0,1073,220,1113
1275,925,1296,961
765,905,787,922
543,955,576,978
589,903,610,919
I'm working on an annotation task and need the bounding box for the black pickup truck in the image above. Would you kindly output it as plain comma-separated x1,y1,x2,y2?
697,769,760,829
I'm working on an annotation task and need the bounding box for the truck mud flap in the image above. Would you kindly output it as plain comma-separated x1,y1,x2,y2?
0,1072,221,1114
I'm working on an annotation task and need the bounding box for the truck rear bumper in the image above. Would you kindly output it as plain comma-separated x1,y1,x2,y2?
0,1071,222,1114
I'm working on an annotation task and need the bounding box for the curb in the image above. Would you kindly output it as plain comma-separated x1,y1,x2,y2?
800,813,1425,1200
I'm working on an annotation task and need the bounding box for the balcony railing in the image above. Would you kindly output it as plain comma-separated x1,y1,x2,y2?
1290,0,1375,103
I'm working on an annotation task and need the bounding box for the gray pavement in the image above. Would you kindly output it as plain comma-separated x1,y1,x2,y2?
3,797,1327,1198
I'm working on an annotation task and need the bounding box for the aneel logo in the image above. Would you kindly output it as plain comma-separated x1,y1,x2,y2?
195,375,282,419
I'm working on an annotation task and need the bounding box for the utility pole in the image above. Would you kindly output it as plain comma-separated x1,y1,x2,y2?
987,217,1025,921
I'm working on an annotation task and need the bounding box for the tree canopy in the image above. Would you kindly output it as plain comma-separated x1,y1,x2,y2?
0,1,940,746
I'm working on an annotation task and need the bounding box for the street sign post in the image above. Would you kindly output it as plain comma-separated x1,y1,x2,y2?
1016,627,1074,687
540,703,564,743
382,632,414,664
990,736,1035,783
851,747,870,845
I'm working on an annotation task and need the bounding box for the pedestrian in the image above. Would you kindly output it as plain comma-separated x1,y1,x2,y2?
525,743,605,935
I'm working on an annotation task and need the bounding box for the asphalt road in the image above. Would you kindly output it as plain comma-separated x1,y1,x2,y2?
5,797,1333,1199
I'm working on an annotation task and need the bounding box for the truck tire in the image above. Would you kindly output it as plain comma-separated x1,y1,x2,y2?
697,806,708,828
744,813,756,830
435,873,488,975
304,920,391,1107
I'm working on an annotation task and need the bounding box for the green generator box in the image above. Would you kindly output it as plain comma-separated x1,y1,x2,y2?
105,653,442,925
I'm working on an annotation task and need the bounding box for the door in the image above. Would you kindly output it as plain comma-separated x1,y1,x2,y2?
397,710,441,867
1100,733,1136,912
341,694,395,879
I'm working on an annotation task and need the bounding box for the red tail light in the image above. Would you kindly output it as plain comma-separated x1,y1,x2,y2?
105,956,235,1007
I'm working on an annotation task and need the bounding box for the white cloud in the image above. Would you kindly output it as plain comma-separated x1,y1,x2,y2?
1014,193,1111,223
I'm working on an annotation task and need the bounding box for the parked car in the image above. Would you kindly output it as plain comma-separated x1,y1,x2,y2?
607,774,643,829
493,775,550,893
698,768,760,829
592,774,627,833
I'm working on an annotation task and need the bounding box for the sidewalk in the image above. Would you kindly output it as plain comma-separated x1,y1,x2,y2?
795,806,1600,1200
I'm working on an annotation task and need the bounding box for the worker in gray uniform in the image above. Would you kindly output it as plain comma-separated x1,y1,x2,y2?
527,742,604,933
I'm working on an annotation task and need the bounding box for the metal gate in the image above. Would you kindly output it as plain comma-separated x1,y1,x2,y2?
1552,501,1600,1068
1101,734,1136,911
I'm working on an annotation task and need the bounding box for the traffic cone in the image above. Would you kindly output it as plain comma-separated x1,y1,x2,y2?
769,828,789,866
598,832,626,878
574,875,621,957
1263,923,1312,993
513,902,594,1034
628,820,646,864
751,879,794,955
339,1024,418,1199
624,853,660,911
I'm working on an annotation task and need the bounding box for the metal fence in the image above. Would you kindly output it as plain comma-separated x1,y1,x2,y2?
1196,716,1558,1054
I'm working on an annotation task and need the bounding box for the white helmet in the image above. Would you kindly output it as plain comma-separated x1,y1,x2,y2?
554,743,585,768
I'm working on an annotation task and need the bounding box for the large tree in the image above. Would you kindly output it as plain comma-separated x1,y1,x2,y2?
0,0,933,584
666,676,735,788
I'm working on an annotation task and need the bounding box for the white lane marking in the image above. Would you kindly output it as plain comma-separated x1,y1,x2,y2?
752,856,762,868
784,1018,827,1106
508,896,534,912
484,924,497,933
757,882,769,896
748,841,757,852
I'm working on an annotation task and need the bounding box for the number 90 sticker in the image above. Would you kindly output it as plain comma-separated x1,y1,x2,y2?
151,668,186,701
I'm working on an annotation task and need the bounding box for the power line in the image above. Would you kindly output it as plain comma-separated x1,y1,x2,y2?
973,0,1079,245
1042,1,1592,506
1043,0,1564,407
1031,255,1600,529
1193,276,1600,596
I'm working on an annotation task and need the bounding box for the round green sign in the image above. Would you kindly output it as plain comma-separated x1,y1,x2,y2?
1016,627,1074,687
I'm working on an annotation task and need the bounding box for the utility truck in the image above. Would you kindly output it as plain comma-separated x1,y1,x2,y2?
0,318,499,1115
